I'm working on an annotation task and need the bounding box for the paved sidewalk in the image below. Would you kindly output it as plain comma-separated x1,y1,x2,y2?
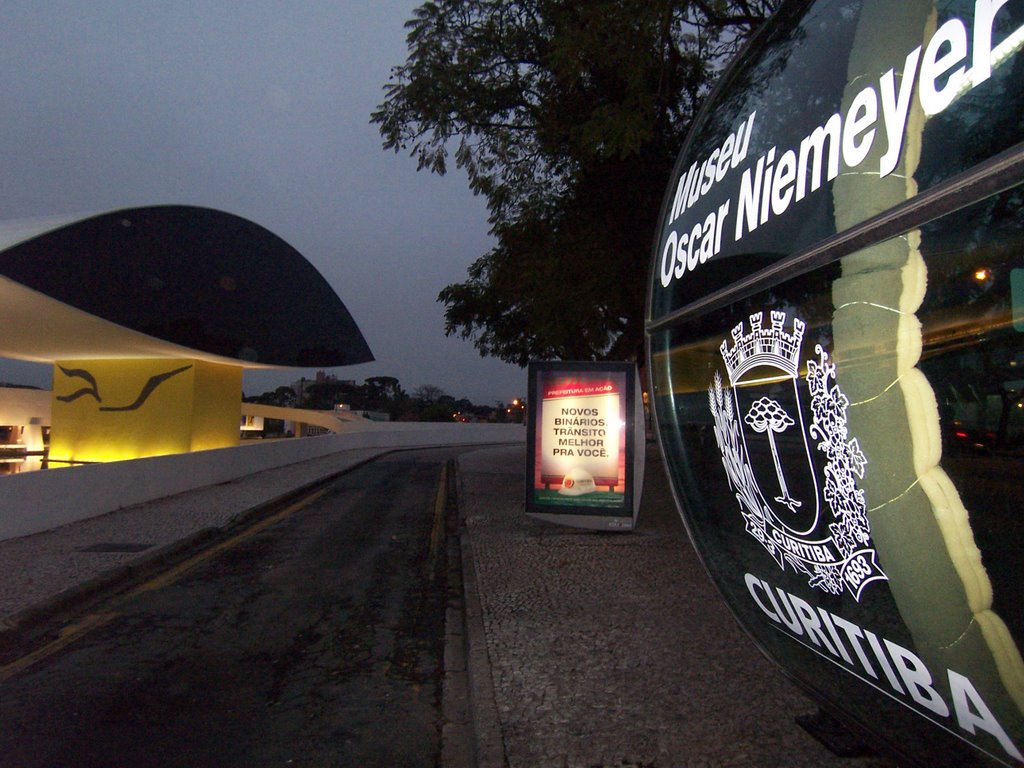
456,444,898,768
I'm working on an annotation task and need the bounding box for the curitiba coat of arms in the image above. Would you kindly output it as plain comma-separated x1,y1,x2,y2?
708,310,887,601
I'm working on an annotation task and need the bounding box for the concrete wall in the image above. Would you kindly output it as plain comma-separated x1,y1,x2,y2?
0,422,524,541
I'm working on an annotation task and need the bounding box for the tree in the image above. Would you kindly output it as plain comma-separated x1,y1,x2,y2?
375,0,777,365
745,396,798,511
412,384,448,403
303,380,357,410
244,385,296,407
365,375,405,405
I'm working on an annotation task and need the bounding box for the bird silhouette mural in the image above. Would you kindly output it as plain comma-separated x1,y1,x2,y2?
57,364,193,412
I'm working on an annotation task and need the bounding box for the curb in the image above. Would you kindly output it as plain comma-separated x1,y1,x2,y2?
0,525,219,648
455,456,507,768
442,459,474,768
0,450,392,653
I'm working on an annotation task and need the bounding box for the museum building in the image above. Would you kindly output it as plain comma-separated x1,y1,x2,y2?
0,205,372,464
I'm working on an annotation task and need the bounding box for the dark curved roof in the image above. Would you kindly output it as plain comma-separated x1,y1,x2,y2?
0,206,373,367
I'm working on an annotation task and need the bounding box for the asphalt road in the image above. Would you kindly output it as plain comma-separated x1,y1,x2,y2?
0,447,466,768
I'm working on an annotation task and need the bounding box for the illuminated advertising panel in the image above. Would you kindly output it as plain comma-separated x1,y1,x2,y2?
526,361,643,530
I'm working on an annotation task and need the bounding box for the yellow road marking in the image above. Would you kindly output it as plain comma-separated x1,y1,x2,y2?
426,462,448,573
0,486,329,683
127,488,328,596
0,611,119,683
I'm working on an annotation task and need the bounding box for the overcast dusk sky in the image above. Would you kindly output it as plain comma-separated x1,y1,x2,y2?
0,1,526,405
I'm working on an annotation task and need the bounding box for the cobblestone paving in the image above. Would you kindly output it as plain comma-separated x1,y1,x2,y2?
458,444,899,768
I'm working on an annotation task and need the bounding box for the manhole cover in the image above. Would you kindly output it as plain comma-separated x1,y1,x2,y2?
78,542,154,553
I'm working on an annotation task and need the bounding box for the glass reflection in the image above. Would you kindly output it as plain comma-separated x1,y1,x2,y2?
651,0,1024,320
651,185,1024,765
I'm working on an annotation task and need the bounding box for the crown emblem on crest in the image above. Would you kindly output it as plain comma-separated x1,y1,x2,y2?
720,311,806,384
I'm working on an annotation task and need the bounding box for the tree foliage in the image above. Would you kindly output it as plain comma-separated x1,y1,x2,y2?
374,0,777,365
244,385,297,407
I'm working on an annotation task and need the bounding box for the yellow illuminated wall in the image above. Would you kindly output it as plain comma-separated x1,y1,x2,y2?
49,358,242,463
